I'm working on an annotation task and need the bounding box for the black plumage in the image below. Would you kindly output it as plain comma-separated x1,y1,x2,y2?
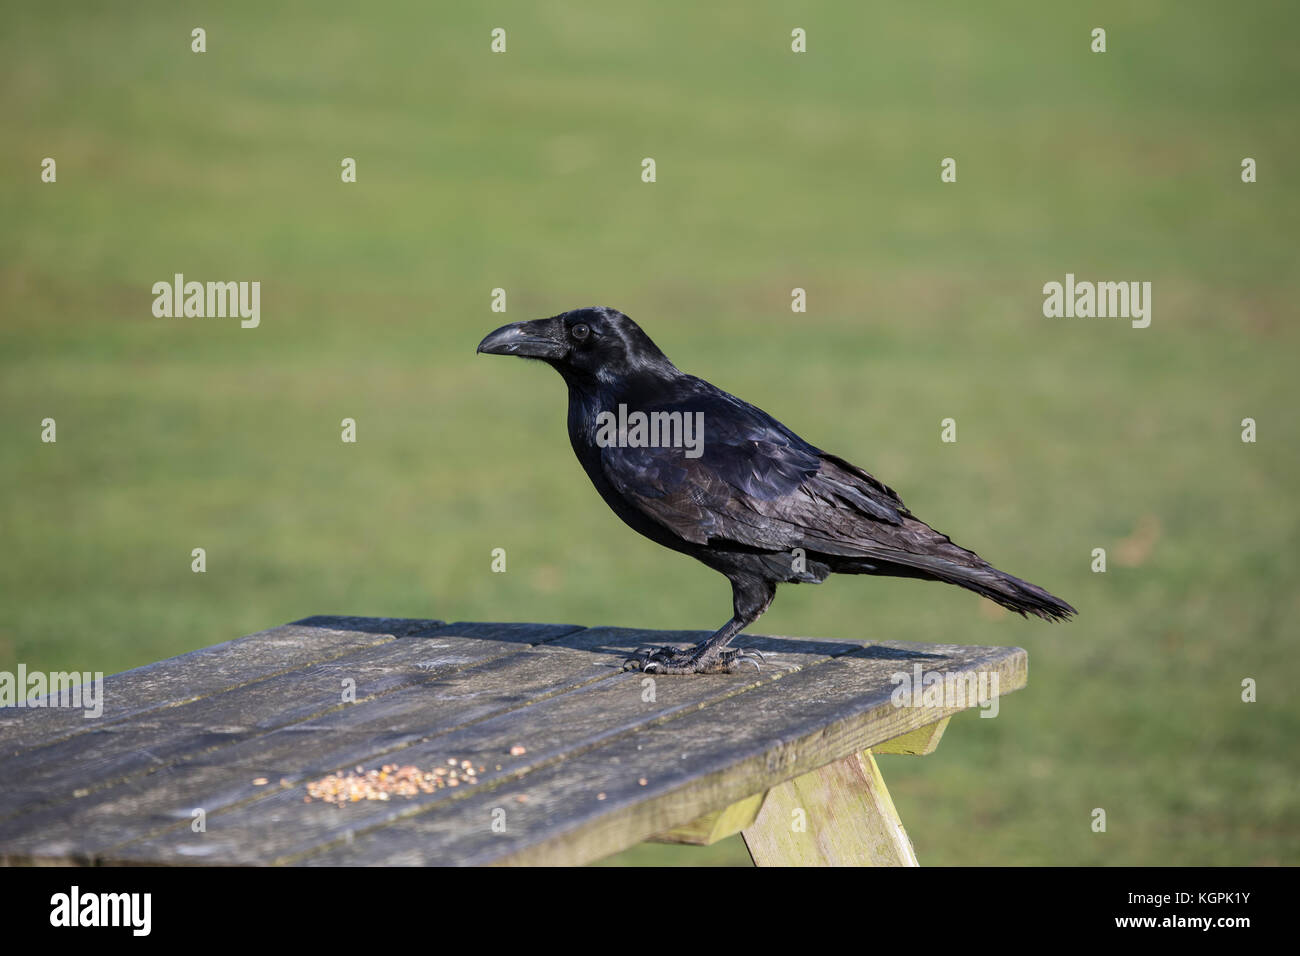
478,306,1075,673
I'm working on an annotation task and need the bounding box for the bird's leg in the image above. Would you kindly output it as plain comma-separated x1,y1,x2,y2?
625,578,776,675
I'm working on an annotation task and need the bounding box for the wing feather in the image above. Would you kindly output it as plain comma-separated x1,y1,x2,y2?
597,388,931,561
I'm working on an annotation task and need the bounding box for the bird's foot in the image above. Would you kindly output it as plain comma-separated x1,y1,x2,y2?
622,645,764,675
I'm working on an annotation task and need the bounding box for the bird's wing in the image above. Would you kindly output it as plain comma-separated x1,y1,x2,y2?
597,387,916,557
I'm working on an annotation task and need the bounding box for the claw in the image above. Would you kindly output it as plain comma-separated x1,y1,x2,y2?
623,642,767,675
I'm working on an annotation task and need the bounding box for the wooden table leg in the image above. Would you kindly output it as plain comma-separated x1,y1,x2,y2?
649,717,949,864
740,749,919,866
648,792,766,846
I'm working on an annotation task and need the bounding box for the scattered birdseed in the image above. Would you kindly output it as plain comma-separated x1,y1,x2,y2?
509,745,527,756
597,792,607,801
252,777,269,786
638,778,648,786
304,758,486,807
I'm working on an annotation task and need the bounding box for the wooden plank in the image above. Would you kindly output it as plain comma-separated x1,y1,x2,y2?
282,642,1024,866
872,716,949,755
649,791,766,846
1,626,830,862
740,750,917,865
0,616,442,753
89,629,853,865
0,621,580,821
1,622,1024,867
0,624,617,862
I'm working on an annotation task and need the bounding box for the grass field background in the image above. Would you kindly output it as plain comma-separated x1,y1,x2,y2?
2,1,1297,865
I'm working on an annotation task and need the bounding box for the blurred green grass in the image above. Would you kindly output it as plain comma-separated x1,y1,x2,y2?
2,1,1297,865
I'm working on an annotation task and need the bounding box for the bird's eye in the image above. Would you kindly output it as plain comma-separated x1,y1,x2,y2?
571,323,591,341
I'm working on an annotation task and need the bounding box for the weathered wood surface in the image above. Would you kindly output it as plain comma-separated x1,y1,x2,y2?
0,616,1025,866
651,715,950,849
741,750,918,866
0,617,435,752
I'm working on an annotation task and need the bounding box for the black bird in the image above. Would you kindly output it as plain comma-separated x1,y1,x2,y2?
477,307,1075,674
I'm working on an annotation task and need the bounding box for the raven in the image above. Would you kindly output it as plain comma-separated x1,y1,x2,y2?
478,307,1075,674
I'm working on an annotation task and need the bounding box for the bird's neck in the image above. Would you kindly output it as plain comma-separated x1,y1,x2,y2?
561,366,684,454
560,362,680,407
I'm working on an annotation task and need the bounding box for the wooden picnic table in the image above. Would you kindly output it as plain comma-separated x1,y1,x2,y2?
0,617,1026,866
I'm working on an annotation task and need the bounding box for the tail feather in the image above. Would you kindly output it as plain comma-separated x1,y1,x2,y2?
813,511,1076,621
832,551,1077,622
934,562,1077,621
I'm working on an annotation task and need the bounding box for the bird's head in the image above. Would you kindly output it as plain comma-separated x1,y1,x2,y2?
476,307,675,386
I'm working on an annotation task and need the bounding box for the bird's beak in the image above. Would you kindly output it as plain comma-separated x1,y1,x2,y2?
476,319,567,360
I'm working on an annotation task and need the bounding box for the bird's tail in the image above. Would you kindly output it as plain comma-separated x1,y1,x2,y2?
829,525,1076,622
927,561,1076,621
